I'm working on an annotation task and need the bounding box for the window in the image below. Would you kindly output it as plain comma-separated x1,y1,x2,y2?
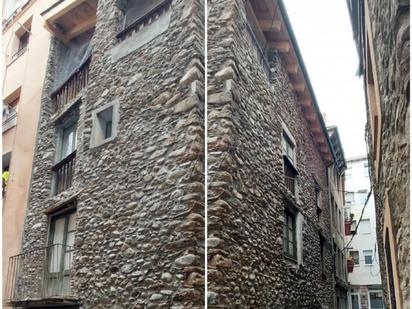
53,113,78,195
351,220,357,232
47,210,76,296
363,162,370,177
60,123,77,160
18,31,29,52
363,250,373,265
350,250,359,265
357,190,368,205
345,192,355,205
351,293,361,309
358,219,371,234
369,290,384,309
283,208,297,260
91,101,119,148
315,182,322,221
282,128,297,196
282,131,295,164
338,209,342,232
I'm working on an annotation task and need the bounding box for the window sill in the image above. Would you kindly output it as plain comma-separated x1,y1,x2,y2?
7,46,28,66
90,135,117,151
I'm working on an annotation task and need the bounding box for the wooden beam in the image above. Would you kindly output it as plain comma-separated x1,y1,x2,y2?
301,98,311,107
66,16,96,40
43,0,88,23
44,21,69,44
304,112,317,122
259,19,281,32
286,63,299,74
292,82,305,92
269,41,291,53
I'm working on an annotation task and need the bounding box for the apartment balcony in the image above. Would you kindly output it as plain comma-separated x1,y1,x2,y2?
2,106,18,133
4,244,77,308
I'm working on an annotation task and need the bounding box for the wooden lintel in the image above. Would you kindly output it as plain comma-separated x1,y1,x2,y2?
286,63,299,74
259,19,281,32
293,82,305,92
66,16,96,40
269,41,291,53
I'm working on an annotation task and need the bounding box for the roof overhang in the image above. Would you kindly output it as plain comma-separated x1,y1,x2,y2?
249,0,335,164
41,0,97,44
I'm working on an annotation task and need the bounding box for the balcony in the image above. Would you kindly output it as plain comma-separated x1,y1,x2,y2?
4,244,76,307
51,59,90,114
2,106,18,133
52,150,76,195
284,157,297,195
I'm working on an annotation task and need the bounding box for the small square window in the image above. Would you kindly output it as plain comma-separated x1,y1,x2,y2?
91,101,119,148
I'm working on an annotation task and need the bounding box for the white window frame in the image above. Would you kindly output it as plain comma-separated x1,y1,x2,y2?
363,249,373,266
90,100,119,148
368,289,385,309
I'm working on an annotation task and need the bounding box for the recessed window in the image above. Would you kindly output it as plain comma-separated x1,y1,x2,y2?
363,250,373,265
52,117,78,195
369,290,384,309
283,208,297,260
350,250,359,265
47,209,76,296
282,126,297,196
91,101,119,148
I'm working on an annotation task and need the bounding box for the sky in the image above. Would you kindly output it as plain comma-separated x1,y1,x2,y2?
283,0,367,159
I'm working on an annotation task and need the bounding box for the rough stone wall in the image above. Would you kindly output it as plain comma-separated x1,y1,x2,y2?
21,0,205,308
207,0,334,307
366,0,410,307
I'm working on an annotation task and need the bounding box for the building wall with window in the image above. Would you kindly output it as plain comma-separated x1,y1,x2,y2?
207,0,336,307
9,0,204,308
347,0,409,308
2,0,54,296
345,156,383,309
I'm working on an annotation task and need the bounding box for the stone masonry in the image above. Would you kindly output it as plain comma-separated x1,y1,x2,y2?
207,0,335,307
365,0,410,307
19,0,205,308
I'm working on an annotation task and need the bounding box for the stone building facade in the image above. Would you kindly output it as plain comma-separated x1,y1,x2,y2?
347,0,410,308
207,0,339,307
4,0,205,308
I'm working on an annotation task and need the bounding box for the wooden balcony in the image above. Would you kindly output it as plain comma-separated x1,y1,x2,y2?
41,0,97,44
51,59,90,114
52,151,76,195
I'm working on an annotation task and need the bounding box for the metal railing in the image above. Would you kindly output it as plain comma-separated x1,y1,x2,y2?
4,244,74,302
52,151,76,195
116,0,172,41
2,106,17,132
51,58,90,114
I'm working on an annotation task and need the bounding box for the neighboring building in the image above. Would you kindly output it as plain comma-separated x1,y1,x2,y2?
347,0,410,308
208,0,341,307
2,0,54,295
345,156,384,309
4,0,205,308
327,126,349,309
